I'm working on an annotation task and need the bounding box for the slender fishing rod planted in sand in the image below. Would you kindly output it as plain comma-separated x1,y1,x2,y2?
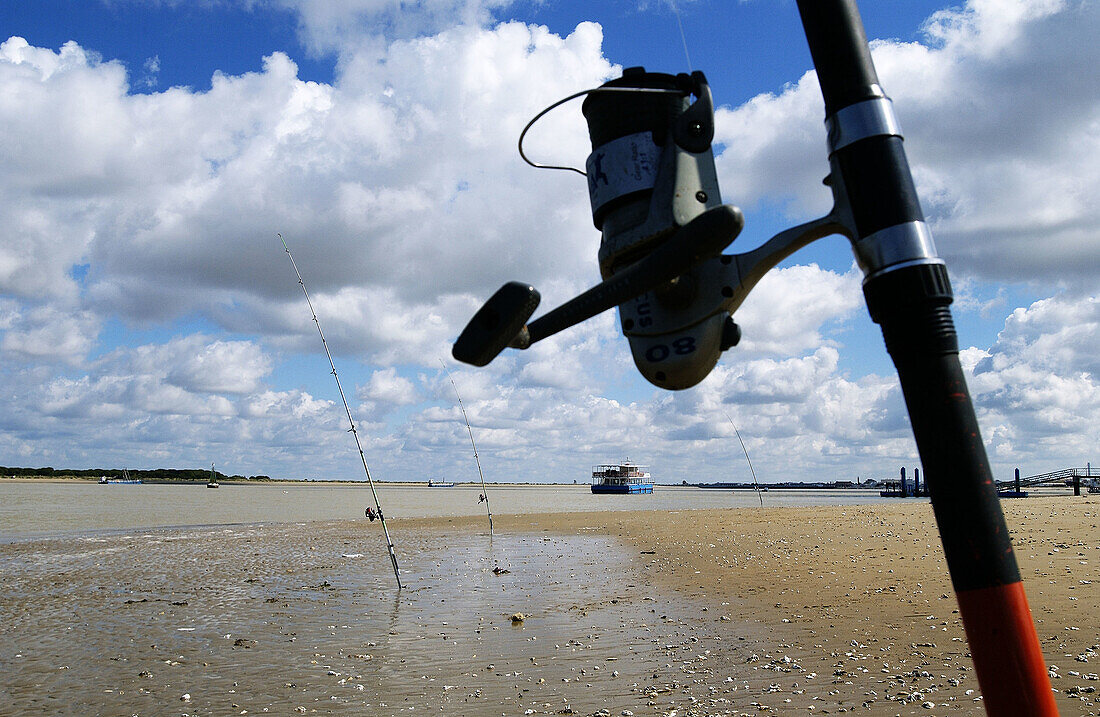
279,234,402,590
439,358,494,536
724,411,763,508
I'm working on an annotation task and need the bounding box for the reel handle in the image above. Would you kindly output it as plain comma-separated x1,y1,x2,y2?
451,281,541,367
452,204,743,367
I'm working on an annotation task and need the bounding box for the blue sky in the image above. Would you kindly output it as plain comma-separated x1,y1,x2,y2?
1,0,1097,484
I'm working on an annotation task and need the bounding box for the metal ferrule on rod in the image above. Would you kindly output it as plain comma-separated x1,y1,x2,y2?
825,88,901,154
852,221,943,280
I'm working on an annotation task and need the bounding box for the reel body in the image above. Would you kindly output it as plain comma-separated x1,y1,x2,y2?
582,68,740,389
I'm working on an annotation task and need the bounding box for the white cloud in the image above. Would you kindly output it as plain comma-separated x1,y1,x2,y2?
0,22,613,363
0,330,377,476
275,0,516,54
965,294,1100,469
713,71,829,219
0,305,100,365
164,338,273,394
734,264,864,356
140,54,160,89
358,366,420,409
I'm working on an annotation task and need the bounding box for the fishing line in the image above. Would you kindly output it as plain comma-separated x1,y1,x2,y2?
724,411,763,507
669,1,694,72
439,358,494,537
517,85,686,175
279,233,402,590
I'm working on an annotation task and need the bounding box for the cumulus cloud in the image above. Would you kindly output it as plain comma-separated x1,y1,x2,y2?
734,264,864,356
0,38,126,303
0,305,100,365
0,22,613,363
0,331,375,476
164,338,273,394
356,366,421,416
0,10,787,480
965,294,1100,469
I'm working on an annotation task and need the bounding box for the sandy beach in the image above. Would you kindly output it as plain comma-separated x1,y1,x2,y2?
3,497,1097,715
425,497,1100,715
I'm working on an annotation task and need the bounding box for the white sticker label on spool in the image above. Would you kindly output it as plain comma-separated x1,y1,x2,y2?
586,132,660,215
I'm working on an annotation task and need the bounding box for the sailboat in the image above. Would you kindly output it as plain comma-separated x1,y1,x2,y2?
99,469,142,485
206,463,219,488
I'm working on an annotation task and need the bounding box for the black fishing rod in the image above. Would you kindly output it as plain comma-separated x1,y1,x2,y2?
451,2,1056,712
795,2,1055,713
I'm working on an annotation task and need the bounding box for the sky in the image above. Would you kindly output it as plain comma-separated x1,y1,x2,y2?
0,0,1097,485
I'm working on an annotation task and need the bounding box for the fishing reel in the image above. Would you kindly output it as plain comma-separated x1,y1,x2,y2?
453,67,853,389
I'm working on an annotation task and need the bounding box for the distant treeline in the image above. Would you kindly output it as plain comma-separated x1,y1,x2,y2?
2,466,274,482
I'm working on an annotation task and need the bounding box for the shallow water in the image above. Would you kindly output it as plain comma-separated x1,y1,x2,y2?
0,481,903,538
0,520,773,716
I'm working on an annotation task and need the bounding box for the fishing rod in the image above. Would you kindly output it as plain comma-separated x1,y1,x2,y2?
439,358,494,536
723,412,762,507
795,3,1055,713
279,234,402,590
450,1,1056,712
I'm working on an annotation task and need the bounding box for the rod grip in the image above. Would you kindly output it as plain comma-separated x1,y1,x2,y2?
956,582,1060,716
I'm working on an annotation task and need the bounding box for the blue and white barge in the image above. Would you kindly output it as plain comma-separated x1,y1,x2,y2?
591,462,653,494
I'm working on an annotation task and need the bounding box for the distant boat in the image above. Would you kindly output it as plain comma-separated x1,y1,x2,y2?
207,463,219,488
591,462,653,494
99,469,141,485
427,479,455,488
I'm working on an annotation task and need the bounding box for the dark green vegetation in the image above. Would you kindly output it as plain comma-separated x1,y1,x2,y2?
1,466,273,483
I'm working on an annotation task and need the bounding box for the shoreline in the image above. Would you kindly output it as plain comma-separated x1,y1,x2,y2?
0,475,871,487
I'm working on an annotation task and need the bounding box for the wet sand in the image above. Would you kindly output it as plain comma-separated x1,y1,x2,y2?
513,497,1100,715
2,497,1097,715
